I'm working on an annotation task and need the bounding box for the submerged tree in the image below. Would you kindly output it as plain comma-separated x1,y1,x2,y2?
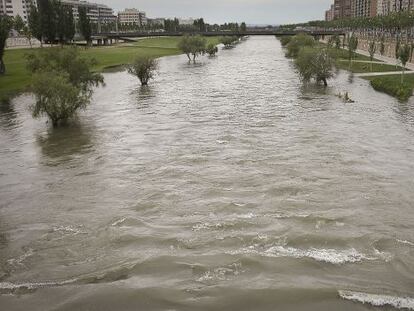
26,48,104,126
219,36,239,48
206,43,218,56
127,55,158,86
0,15,14,75
178,35,206,62
295,47,335,86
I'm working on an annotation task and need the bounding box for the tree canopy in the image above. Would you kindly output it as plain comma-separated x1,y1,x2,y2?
127,55,158,86
78,6,92,45
295,47,335,86
178,35,207,62
0,15,14,74
26,48,104,126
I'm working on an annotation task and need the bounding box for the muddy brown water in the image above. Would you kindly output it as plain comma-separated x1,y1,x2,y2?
0,36,414,310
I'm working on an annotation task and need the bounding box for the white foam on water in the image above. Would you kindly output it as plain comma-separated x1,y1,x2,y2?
111,218,127,226
228,246,372,264
339,290,414,310
216,140,228,144
265,246,370,264
373,248,394,262
397,239,414,247
0,278,78,291
7,248,34,267
52,225,87,235
237,212,256,219
197,262,243,282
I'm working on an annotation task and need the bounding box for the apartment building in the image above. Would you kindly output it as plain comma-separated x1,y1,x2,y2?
393,0,413,11
326,0,414,18
351,0,377,17
325,4,335,21
61,0,116,24
334,0,353,19
118,8,147,26
0,0,36,22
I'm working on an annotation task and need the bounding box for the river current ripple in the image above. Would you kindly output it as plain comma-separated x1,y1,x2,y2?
0,36,414,310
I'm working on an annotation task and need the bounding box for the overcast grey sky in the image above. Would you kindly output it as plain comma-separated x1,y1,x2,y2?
98,0,332,25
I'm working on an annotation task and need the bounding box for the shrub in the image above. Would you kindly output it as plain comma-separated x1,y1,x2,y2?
286,33,315,58
370,77,413,102
328,35,341,49
295,47,335,86
206,43,218,56
278,36,292,47
127,55,158,86
219,36,239,48
26,47,104,127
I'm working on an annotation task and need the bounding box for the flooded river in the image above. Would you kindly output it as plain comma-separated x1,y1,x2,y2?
0,36,414,310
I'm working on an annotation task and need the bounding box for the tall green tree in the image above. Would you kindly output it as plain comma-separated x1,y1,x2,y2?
13,15,25,33
399,44,410,83
78,6,92,46
240,22,247,32
193,18,206,32
0,15,13,75
38,0,57,43
368,40,376,71
347,34,358,68
380,36,385,56
55,3,74,44
64,7,75,43
28,4,42,45
56,1,66,43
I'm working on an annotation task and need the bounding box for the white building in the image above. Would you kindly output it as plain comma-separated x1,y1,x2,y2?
178,18,195,25
61,0,116,24
0,0,37,23
118,8,147,26
377,0,413,14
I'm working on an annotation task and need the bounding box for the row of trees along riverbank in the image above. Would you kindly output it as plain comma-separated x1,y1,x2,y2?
279,34,413,101
280,11,414,63
4,35,243,127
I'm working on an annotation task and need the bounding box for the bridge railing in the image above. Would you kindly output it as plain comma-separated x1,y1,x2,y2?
92,30,345,39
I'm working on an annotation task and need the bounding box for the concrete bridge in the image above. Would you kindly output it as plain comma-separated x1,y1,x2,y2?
91,30,345,44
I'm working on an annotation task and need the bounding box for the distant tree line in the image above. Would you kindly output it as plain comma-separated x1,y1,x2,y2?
119,19,248,34
279,11,414,39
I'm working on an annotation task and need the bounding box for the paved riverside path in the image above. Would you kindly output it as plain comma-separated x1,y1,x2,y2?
340,48,412,78
356,70,414,77
353,48,414,71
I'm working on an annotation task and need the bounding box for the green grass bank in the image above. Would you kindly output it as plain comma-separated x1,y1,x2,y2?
0,37,220,101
